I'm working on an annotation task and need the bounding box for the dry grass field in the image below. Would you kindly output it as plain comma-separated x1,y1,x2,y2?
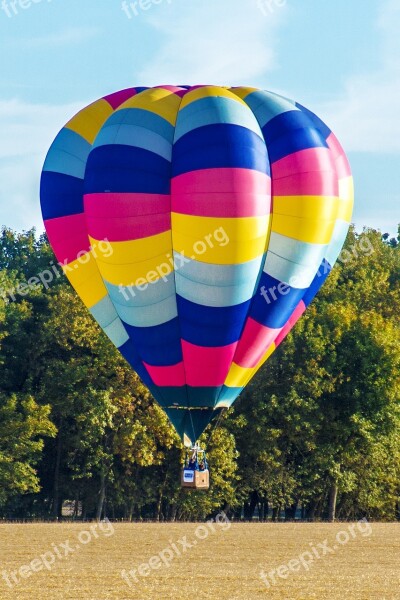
0,522,399,600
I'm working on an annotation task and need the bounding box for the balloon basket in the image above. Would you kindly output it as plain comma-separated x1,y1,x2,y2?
181,445,210,490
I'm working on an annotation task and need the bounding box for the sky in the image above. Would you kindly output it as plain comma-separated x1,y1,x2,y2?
0,0,399,235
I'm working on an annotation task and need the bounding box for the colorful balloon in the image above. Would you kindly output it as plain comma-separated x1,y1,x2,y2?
40,85,354,446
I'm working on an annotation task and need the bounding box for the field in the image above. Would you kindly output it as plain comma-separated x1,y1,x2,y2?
0,522,399,600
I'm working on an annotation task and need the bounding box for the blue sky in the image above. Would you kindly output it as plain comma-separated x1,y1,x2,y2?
0,0,398,235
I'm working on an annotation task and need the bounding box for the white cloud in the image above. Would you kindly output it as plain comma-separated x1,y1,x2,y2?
9,27,100,49
138,0,288,86
0,98,86,231
316,0,400,154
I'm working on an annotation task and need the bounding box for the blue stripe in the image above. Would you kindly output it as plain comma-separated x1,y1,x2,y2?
302,259,332,307
40,171,83,219
84,145,171,194
122,318,183,366
249,271,306,329
216,385,243,407
295,102,332,140
177,295,250,346
172,124,270,177
242,90,298,128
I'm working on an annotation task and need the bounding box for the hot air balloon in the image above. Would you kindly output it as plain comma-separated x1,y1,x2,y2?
40,85,353,488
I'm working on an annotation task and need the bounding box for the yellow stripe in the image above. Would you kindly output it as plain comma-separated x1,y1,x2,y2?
224,344,276,389
336,198,354,222
95,255,173,287
62,255,107,307
229,87,259,100
274,195,340,220
89,232,171,265
271,213,336,245
116,88,181,126
66,99,113,144
179,86,247,110
171,214,271,264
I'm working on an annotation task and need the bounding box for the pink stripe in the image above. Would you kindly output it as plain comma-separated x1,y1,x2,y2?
272,148,336,179
172,168,271,195
326,133,352,179
273,171,339,197
84,193,170,218
275,301,306,347
103,88,138,109
234,318,282,368
86,213,170,242
182,341,237,386
44,214,89,264
144,361,186,387
172,192,271,217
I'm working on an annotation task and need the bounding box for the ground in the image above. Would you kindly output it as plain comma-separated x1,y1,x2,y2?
0,522,399,599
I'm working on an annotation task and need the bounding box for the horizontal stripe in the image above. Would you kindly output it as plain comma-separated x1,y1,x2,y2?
90,231,171,265
115,87,181,125
93,124,172,161
182,341,237,386
172,124,270,177
302,259,332,308
86,213,170,242
240,90,298,128
271,213,336,245
274,195,339,221
177,295,250,347
266,126,328,164
179,86,247,110
43,128,91,177
40,171,83,220
104,107,175,143
271,147,336,179
84,192,170,218
233,318,281,368
105,273,175,308
263,251,319,289
44,214,90,263
118,339,155,387
89,295,119,329
268,232,326,268
173,252,264,287
249,271,307,329
143,362,186,387
65,99,113,144
175,271,258,307
103,87,140,109
171,213,270,264
123,318,182,366
172,192,271,218
114,293,177,327
324,220,352,268
338,176,354,203
172,167,271,195
273,171,339,197
84,145,171,195
174,96,263,142
214,385,243,409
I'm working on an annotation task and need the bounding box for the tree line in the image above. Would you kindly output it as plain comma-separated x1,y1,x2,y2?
0,225,399,522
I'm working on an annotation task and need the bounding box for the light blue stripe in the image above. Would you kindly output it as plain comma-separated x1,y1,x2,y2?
215,386,243,408
93,124,172,161
89,295,119,328
264,251,317,289
43,149,87,178
103,318,129,348
268,232,327,267
175,272,257,307
173,252,263,287
51,127,91,162
104,108,175,143
114,295,177,327
105,274,175,308
325,220,351,267
174,96,264,142
243,90,299,128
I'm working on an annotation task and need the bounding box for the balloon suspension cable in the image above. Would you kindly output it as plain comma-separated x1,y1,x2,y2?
205,408,227,448
188,409,197,448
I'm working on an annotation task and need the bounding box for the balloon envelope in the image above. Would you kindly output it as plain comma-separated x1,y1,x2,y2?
40,85,353,446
